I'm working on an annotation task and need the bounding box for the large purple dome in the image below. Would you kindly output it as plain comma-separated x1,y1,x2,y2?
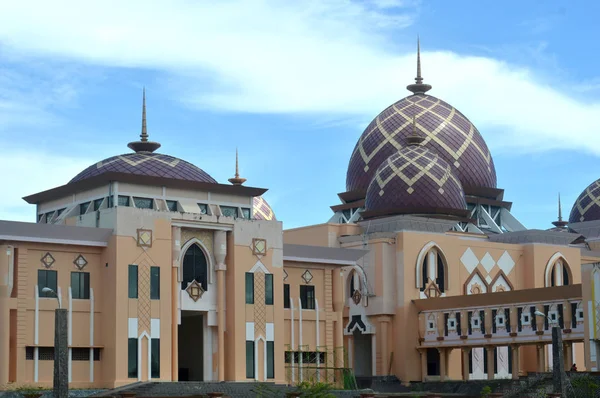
70,152,217,184
364,144,467,217
346,93,496,194
569,179,600,223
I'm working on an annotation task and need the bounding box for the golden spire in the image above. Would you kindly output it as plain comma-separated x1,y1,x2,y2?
407,36,432,95
228,148,247,185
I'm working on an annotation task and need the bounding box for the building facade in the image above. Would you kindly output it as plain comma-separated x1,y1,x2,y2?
2,44,600,388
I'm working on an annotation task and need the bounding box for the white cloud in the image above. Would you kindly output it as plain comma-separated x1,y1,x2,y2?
0,150,93,221
0,1,599,158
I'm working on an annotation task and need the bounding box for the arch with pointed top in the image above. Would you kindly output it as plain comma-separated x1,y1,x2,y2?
544,252,573,287
415,241,449,292
346,265,368,297
179,238,214,288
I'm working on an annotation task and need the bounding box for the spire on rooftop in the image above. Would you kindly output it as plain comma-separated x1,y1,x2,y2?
128,88,161,153
406,116,425,145
552,192,568,229
228,148,247,185
407,36,432,95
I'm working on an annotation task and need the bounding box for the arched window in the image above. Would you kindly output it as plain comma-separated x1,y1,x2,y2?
182,244,208,290
348,270,361,298
418,246,447,293
545,254,572,287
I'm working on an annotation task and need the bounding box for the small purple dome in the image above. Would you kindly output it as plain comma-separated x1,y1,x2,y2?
70,152,217,184
569,179,600,223
253,196,276,221
365,145,467,216
346,94,496,193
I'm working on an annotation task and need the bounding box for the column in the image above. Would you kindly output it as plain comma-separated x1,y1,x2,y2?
381,320,388,375
419,349,427,382
438,348,447,382
171,226,181,381
0,285,9,386
486,346,495,380
214,231,227,382
511,345,520,380
461,347,471,381
536,344,545,373
332,269,344,372
564,342,573,370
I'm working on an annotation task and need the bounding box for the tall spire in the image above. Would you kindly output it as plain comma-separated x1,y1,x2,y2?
552,192,568,228
140,87,148,142
128,88,161,153
228,148,247,185
406,116,425,145
407,36,432,95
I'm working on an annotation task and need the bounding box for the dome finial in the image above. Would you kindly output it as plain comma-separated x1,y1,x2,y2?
406,116,425,145
407,36,432,95
552,192,568,228
127,88,161,153
228,148,247,185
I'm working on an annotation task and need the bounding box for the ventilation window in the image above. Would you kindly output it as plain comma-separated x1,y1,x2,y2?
221,206,239,218
80,202,91,214
241,207,251,219
133,197,153,209
72,348,90,361
198,203,208,214
118,196,130,207
166,200,178,212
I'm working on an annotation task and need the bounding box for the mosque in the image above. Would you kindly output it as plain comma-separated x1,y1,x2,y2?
1,42,600,389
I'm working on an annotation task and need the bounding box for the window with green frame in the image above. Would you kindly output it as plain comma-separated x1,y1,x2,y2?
246,341,255,378
151,338,160,378
150,267,160,300
128,338,138,378
220,206,238,218
267,341,274,379
265,274,273,305
284,284,290,309
128,265,138,298
241,207,251,219
166,200,178,212
245,273,254,304
118,195,130,207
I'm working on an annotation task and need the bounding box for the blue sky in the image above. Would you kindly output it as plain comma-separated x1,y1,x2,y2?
0,0,599,229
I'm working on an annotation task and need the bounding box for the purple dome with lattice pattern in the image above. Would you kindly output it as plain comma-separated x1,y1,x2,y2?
346,94,496,194
70,152,217,184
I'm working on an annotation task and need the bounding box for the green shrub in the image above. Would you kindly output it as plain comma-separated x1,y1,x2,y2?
480,385,492,398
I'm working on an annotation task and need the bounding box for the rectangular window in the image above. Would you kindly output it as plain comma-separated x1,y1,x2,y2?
166,200,178,212
56,208,66,217
71,272,90,300
107,196,114,208
118,195,130,207
245,272,254,304
38,270,57,297
284,284,290,309
128,265,138,299
220,206,238,218
267,341,274,379
133,197,153,209
265,274,273,305
300,285,315,310
246,341,255,379
151,338,160,378
128,338,138,378
45,211,55,223
241,207,251,219
198,203,208,214
150,267,160,300
93,198,104,211
80,201,91,214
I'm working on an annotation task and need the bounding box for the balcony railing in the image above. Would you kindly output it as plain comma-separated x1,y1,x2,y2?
418,298,585,347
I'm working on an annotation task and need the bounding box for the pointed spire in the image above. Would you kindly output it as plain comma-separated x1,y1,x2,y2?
552,192,568,229
128,88,161,153
407,36,432,95
228,148,247,185
406,116,425,145
140,87,148,142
